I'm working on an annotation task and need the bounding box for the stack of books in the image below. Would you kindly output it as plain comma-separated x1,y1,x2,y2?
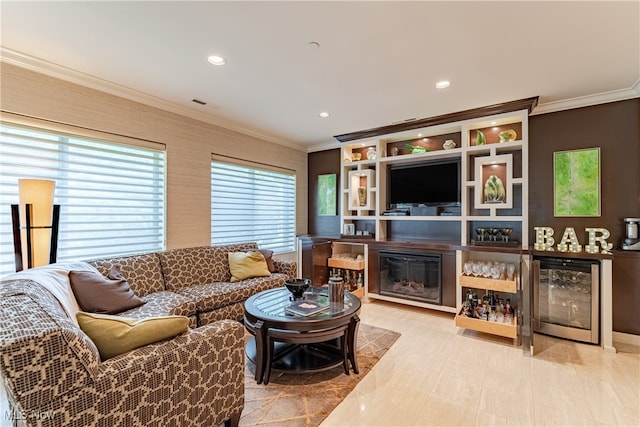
285,299,329,317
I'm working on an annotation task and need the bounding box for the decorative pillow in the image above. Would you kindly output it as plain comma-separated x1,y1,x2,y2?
228,251,271,282
256,249,275,272
69,268,145,314
106,265,126,280
76,312,189,360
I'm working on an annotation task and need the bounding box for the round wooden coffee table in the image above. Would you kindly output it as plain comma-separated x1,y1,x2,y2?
243,287,361,384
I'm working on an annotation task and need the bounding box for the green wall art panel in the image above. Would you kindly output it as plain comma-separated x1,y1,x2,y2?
318,173,337,216
554,148,600,217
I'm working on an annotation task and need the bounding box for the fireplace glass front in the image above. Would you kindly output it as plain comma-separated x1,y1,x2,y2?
379,251,441,305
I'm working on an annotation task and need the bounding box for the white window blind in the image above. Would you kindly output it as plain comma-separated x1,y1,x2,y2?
211,158,296,253
0,120,166,277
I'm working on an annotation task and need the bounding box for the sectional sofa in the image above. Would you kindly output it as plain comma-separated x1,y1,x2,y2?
87,243,296,327
0,242,296,427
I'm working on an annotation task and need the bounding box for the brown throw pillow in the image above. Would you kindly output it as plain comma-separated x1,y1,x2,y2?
70,268,145,314
256,249,275,272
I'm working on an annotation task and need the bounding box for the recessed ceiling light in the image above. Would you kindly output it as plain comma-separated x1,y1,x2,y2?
417,133,423,137
319,112,330,118
207,55,226,66
307,41,320,49
435,80,450,89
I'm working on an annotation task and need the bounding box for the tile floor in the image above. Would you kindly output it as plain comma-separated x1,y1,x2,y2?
322,300,640,426
1,299,639,426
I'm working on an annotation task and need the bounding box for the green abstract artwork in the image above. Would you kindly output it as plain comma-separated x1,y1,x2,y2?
554,148,600,217
318,174,337,216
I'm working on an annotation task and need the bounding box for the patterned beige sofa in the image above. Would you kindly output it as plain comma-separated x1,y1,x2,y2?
87,242,296,327
0,242,296,427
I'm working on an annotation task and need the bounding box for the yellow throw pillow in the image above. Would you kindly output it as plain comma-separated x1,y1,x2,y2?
76,312,189,360
228,251,272,282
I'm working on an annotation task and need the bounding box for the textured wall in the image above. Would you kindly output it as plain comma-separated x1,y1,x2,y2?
529,98,640,245
0,63,308,252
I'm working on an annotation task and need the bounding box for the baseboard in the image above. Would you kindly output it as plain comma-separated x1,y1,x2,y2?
613,331,640,346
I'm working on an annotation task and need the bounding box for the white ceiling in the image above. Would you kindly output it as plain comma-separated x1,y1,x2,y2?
1,1,639,151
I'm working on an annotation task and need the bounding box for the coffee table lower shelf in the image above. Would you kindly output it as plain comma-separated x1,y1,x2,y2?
246,337,345,374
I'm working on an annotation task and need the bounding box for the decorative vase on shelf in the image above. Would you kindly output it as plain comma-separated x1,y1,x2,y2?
366,147,377,160
357,187,367,206
476,129,486,146
499,129,517,143
483,175,506,203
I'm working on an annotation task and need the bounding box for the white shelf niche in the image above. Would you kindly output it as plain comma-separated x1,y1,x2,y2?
348,169,375,211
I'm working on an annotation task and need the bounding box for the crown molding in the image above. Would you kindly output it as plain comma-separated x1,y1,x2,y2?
334,97,539,143
3,48,637,153
310,81,640,151
0,47,307,152
531,80,640,115
307,140,341,153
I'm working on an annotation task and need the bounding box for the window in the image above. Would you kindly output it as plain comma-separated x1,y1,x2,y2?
211,157,296,253
0,119,165,277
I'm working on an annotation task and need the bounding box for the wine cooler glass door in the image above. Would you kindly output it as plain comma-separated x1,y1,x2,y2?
533,258,599,344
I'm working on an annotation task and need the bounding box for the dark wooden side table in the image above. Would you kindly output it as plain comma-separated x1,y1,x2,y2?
243,287,361,384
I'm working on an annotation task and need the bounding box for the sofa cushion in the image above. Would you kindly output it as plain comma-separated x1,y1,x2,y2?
176,273,288,312
198,302,246,325
117,290,197,321
76,312,189,360
69,268,145,314
157,243,259,291
88,253,165,297
228,251,271,282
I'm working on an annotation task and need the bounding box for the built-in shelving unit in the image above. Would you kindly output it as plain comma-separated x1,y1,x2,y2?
340,109,530,248
338,101,534,340
328,241,367,299
454,249,523,341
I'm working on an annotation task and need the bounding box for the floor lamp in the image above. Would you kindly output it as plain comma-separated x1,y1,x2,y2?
11,179,60,272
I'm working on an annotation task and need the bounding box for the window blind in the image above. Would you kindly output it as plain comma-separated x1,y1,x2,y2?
211,158,296,253
0,121,166,277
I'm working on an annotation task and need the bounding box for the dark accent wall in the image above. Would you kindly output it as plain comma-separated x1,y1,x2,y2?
307,149,341,237
528,99,640,244
309,99,640,242
307,98,640,334
529,98,640,335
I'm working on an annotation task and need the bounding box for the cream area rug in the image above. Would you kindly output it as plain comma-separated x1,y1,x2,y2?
240,323,400,427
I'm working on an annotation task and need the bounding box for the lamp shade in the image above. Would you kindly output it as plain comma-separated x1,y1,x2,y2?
18,179,56,268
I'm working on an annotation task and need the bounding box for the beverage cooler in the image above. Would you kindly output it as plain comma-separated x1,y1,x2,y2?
533,257,600,344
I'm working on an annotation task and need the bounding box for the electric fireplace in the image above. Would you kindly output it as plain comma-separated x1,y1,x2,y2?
379,251,442,305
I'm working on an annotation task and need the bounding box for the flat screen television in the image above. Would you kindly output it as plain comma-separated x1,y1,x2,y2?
387,159,461,207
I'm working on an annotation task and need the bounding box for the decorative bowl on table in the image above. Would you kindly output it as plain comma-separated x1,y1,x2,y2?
285,278,311,299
